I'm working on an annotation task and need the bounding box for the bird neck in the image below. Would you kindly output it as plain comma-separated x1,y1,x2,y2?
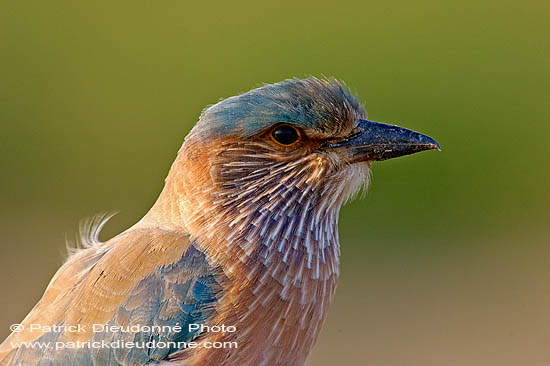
140,137,367,277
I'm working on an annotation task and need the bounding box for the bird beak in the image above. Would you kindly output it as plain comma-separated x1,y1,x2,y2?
328,119,441,162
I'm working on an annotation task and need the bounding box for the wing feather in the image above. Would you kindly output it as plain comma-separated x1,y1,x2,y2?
0,228,224,366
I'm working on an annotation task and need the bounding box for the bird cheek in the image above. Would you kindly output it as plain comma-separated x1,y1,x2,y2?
324,150,360,170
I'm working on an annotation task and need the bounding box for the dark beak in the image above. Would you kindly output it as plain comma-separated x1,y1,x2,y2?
329,119,441,162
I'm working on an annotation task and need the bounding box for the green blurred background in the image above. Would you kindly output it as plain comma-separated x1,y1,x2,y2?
1,1,549,365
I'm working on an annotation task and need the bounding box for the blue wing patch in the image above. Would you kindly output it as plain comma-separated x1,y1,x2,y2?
7,243,223,366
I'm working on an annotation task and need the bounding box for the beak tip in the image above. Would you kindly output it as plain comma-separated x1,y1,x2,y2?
422,136,441,152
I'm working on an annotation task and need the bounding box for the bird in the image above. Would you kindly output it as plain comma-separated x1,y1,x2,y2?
0,77,439,366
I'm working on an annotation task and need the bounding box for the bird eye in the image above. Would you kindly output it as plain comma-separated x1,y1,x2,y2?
270,125,300,146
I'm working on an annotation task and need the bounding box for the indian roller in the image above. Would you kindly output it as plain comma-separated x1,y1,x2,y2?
0,77,439,366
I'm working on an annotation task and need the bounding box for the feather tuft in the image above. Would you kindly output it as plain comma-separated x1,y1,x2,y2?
65,212,117,257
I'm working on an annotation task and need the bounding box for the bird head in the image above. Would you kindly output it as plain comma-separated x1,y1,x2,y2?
144,78,439,243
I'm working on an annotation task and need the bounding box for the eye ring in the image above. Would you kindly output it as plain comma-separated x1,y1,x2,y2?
270,124,301,146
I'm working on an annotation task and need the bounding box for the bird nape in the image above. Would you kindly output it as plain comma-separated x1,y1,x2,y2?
0,77,439,366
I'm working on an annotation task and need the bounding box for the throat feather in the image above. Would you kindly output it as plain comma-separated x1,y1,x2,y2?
208,147,346,292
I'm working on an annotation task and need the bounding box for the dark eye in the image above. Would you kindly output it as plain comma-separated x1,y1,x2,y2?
271,125,300,146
